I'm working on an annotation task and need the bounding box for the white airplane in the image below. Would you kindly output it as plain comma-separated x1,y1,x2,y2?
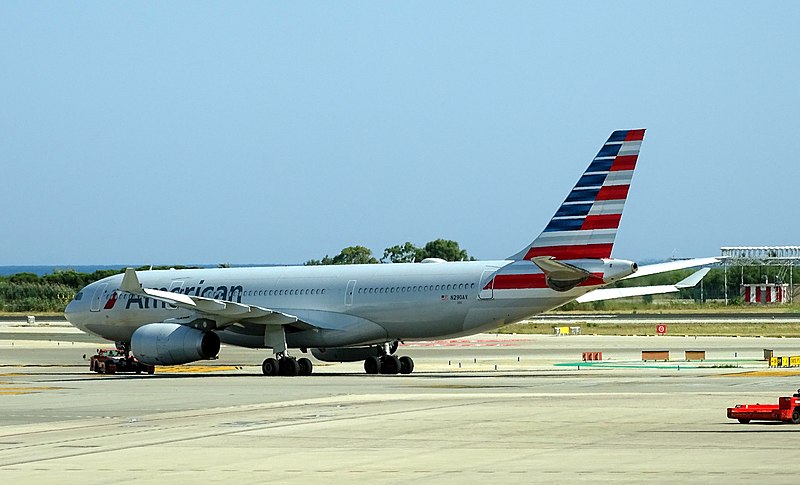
64,129,716,376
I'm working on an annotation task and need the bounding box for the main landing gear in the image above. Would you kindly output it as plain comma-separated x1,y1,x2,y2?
261,354,313,377
364,355,414,375
261,326,313,377
363,342,414,375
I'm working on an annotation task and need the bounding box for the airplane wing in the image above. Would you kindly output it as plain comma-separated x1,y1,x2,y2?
577,268,711,303
119,268,298,327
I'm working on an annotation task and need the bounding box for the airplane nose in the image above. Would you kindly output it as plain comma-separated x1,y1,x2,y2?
64,299,77,319
64,300,75,325
64,297,86,324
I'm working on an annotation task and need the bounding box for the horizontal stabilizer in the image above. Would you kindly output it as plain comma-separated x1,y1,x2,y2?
675,267,711,288
624,257,718,280
576,268,710,303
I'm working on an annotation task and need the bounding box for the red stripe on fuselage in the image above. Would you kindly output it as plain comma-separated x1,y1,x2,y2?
625,129,645,141
581,214,621,230
523,244,613,260
103,292,117,310
490,272,605,290
610,155,637,171
596,184,629,201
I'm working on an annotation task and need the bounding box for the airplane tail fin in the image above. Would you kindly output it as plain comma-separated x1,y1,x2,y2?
509,129,645,261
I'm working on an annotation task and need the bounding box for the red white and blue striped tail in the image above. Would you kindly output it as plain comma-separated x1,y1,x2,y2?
509,129,645,261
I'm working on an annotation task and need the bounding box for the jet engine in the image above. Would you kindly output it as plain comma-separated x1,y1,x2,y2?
131,323,220,365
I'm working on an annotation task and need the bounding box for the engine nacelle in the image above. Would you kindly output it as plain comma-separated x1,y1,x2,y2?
131,323,220,365
311,346,384,362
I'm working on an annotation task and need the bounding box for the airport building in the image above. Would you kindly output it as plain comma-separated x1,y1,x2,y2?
721,246,800,304
741,283,790,304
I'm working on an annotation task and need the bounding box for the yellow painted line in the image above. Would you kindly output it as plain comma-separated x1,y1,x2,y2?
721,370,800,377
0,386,64,391
0,385,64,395
156,365,241,373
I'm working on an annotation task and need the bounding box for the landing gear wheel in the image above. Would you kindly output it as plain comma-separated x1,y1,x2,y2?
738,419,751,424
262,358,279,376
280,358,300,377
298,357,313,376
364,356,381,374
399,356,415,374
380,355,401,375
792,408,800,424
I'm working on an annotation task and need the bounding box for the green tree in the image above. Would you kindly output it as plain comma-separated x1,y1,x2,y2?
305,255,334,266
419,239,475,262
332,246,379,265
382,242,424,263
42,270,90,288
9,272,40,284
305,246,379,265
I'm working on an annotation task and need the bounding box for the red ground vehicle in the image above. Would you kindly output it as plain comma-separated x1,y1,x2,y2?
727,392,800,424
89,349,155,375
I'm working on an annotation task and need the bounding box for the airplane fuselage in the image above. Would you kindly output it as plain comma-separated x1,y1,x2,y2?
65,258,631,350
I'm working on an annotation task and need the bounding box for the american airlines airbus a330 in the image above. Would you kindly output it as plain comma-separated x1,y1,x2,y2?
65,129,715,376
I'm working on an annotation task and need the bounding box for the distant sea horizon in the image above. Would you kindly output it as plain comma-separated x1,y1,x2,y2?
0,264,294,277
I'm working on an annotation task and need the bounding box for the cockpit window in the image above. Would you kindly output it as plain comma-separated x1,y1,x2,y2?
74,291,83,301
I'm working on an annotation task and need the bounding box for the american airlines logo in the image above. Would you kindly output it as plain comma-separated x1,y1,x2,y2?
123,283,244,310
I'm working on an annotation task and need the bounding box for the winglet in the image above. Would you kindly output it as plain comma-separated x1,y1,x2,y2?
120,268,143,294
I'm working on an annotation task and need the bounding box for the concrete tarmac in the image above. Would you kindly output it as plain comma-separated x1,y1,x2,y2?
2,324,800,483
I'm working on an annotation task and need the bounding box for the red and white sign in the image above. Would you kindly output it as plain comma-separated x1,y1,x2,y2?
656,324,667,335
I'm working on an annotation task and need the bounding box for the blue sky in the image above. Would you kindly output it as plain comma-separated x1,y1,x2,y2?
1,2,798,265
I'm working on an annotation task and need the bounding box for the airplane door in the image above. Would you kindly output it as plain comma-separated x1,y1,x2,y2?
345,279,357,306
478,270,495,300
90,283,108,312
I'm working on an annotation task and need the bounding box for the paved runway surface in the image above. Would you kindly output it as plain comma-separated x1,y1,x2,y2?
2,321,800,483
